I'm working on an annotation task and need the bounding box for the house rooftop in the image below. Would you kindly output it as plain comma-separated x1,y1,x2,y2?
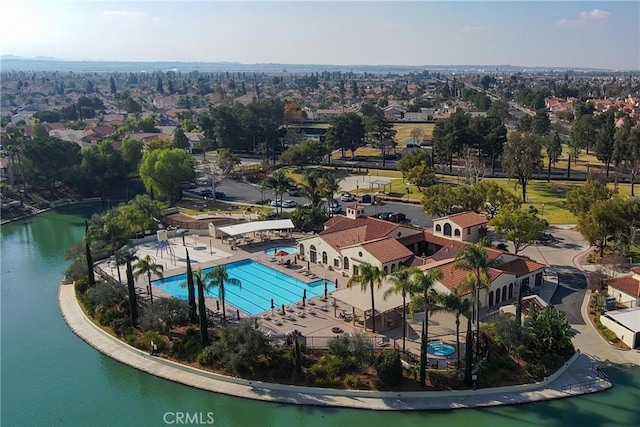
606,275,640,298
435,211,488,228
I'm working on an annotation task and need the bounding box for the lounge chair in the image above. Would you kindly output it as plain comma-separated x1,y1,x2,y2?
268,257,277,262
297,311,306,318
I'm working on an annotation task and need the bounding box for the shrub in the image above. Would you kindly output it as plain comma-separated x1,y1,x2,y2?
327,332,375,372
196,346,217,366
308,355,342,386
429,369,462,390
343,374,365,389
139,297,190,335
111,318,132,337
375,350,403,387
525,363,549,381
134,331,165,352
74,277,90,295
87,281,126,307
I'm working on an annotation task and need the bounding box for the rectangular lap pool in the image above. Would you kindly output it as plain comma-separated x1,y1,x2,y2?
153,259,329,315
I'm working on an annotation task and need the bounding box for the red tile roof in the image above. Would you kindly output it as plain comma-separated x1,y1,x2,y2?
436,211,488,228
606,276,640,298
319,216,398,240
346,237,413,264
423,261,504,294
631,267,640,275
495,258,546,277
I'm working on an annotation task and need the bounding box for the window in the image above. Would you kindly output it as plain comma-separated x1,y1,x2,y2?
343,257,349,270
383,266,388,273
467,227,471,235
435,224,442,232
322,252,328,264
444,223,452,236
353,265,358,276
495,288,501,304
358,251,363,257
334,259,340,267
299,244,305,257
489,291,494,307
508,283,514,299
390,264,396,272
310,245,317,263
454,229,461,237
502,285,507,302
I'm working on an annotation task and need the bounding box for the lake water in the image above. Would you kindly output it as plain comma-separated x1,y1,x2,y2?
1,205,638,427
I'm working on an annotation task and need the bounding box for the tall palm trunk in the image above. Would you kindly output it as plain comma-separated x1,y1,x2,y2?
455,315,461,368
464,316,473,385
419,317,427,387
220,282,227,322
85,222,95,288
147,273,154,304
370,280,376,333
401,291,406,352
475,285,480,362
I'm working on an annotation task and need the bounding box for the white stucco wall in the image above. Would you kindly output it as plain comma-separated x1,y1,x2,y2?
600,315,637,348
607,287,639,308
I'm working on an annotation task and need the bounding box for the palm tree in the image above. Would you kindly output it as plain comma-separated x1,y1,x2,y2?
204,265,242,322
408,268,443,387
262,170,292,215
301,168,322,205
453,244,500,362
114,245,138,284
433,288,471,369
383,266,420,352
347,263,386,333
134,255,164,304
320,172,341,213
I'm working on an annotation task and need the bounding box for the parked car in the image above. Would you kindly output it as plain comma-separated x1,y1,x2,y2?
281,200,298,208
270,199,282,207
328,203,343,214
181,182,197,190
377,211,393,220
199,189,214,198
340,193,356,202
388,212,407,223
214,191,225,200
287,187,300,196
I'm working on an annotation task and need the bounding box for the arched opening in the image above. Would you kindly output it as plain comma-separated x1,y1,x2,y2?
343,257,349,270
298,244,305,257
454,228,461,237
322,252,328,264
435,224,442,233
502,285,507,302
489,290,494,307
495,288,501,305
309,245,317,263
508,283,514,299
443,223,452,236
383,266,388,274
390,264,396,272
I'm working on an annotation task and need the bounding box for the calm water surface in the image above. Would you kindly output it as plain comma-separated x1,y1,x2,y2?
1,206,638,427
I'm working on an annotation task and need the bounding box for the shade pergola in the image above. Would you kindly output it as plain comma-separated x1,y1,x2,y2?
216,219,294,237
369,177,393,194
332,282,404,315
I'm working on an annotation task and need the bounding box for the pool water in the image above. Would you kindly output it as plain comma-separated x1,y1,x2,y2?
153,259,327,315
263,246,298,256
427,341,456,357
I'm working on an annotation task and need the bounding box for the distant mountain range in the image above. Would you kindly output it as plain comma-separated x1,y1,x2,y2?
0,55,621,74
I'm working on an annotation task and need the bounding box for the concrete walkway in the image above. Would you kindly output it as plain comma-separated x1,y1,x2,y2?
59,282,612,411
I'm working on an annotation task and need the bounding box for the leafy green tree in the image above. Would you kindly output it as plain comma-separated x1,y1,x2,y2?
134,255,164,304
532,108,551,135
491,207,546,255
565,179,613,216
301,168,323,205
474,181,521,219
384,267,420,352
516,114,532,133
215,148,241,178
290,204,330,232
279,140,328,167
577,198,625,257
595,112,616,177
319,172,340,207
117,195,166,236
408,268,443,386
398,149,431,177
524,305,574,358
325,113,365,157
421,183,457,217
195,271,210,347
109,76,117,94
347,263,386,334
204,265,242,323
501,132,542,202
139,297,190,337
569,115,596,159
139,148,196,204
21,137,81,192
376,350,403,387
184,249,198,323
200,323,272,375
404,163,435,190
173,127,190,149
365,115,396,167
120,138,144,173
543,132,563,182
487,99,509,123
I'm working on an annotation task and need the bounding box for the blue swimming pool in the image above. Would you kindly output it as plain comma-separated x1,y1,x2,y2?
153,259,328,315
427,341,456,357
263,246,298,256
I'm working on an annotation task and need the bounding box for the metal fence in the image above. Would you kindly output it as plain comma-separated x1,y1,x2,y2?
560,362,612,393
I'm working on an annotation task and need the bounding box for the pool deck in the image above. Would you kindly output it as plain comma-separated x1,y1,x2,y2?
94,231,468,358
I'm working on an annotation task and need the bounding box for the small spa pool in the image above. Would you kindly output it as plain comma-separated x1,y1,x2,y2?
427,341,456,357
263,246,298,256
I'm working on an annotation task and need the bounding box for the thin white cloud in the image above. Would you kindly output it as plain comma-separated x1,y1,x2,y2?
556,9,610,27
102,10,148,20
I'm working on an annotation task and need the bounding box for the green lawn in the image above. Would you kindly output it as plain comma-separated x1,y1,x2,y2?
393,123,435,148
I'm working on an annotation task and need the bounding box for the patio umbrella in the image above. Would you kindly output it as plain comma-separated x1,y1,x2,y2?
324,282,328,300
282,304,286,316
237,309,240,321
307,260,310,270
271,298,275,310
302,295,306,307
335,278,339,289
275,250,289,257
303,289,307,299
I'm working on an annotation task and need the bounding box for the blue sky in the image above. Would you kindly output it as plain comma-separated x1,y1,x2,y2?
1,1,638,70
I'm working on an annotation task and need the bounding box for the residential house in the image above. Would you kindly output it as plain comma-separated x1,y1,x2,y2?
605,267,640,308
